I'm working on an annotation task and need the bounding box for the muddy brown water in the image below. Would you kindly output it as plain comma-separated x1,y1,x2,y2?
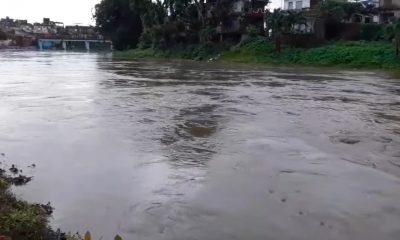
1,51,400,240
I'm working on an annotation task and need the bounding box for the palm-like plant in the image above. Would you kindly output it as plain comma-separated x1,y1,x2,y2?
285,10,307,33
266,9,286,52
266,9,307,52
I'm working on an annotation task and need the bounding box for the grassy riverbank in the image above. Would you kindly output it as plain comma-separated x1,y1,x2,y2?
0,167,122,240
0,166,54,240
116,38,400,70
0,163,124,240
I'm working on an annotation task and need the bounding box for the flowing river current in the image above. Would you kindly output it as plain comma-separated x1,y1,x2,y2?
1,51,400,240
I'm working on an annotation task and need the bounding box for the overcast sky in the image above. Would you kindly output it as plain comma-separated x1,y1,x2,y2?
0,0,282,26
0,0,100,25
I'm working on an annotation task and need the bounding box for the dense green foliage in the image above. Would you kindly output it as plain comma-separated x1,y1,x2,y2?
385,19,400,56
0,174,50,239
320,0,366,21
265,9,307,51
116,42,233,60
96,0,399,69
94,0,270,49
220,37,400,69
0,29,7,40
117,36,400,69
94,0,143,50
361,24,384,41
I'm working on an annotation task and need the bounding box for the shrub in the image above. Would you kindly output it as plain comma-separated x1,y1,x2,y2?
0,30,7,40
236,36,274,54
361,24,384,41
246,25,261,38
138,31,153,49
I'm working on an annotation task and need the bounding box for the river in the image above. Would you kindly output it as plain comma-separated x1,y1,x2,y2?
0,51,400,240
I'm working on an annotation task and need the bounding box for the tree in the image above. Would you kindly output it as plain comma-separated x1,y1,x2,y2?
266,9,285,52
386,19,400,57
285,10,307,33
94,0,143,50
320,0,363,22
0,29,7,40
266,9,307,52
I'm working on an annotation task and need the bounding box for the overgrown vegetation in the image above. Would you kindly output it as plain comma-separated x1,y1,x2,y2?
116,41,232,60
116,36,400,70
1,163,126,240
0,29,7,40
385,19,400,57
222,38,400,69
95,0,400,69
94,0,269,50
94,0,143,50
0,165,52,240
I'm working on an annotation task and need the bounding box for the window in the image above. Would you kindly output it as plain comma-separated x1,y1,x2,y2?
295,1,302,9
288,2,293,10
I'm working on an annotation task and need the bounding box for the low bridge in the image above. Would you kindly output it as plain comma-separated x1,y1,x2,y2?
38,39,113,51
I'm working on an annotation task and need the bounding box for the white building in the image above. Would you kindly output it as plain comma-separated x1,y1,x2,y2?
283,0,310,10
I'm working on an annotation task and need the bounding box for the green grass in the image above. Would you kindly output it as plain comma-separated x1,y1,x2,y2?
115,42,233,61
220,38,400,69
116,37,400,70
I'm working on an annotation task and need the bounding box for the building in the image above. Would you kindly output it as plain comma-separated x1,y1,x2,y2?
0,16,15,28
206,0,268,41
14,34,35,47
0,16,32,32
283,0,319,10
0,15,106,48
64,25,100,40
379,0,400,23
0,16,35,46
32,18,63,35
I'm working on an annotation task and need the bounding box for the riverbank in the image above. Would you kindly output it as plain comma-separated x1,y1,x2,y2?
0,164,59,240
0,162,122,239
116,38,400,70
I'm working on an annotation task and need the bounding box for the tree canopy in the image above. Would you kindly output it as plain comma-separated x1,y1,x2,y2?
0,29,7,40
94,0,271,49
94,0,143,50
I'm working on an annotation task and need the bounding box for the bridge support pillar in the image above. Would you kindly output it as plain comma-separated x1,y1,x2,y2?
85,41,90,51
38,40,43,50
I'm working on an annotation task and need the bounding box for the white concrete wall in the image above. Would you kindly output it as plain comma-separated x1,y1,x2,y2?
284,0,310,10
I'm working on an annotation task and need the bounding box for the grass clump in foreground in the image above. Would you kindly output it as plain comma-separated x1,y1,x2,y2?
116,36,400,70
0,165,125,240
0,166,55,240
